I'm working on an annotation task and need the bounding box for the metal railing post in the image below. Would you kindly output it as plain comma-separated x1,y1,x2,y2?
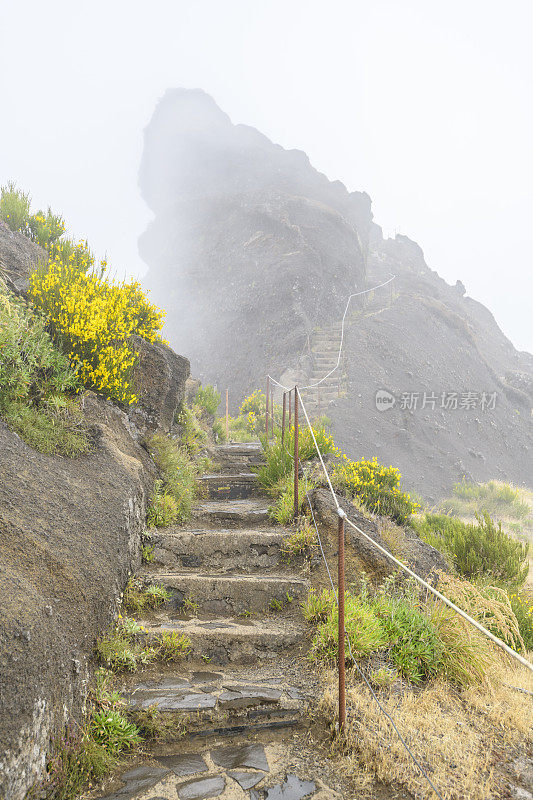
271,387,274,438
293,387,299,519
225,389,229,440
282,392,286,445
288,391,292,427
265,377,270,442
338,511,346,731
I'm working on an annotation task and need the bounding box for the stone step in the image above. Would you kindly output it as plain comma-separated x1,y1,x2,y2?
148,529,289,572
190,498,271,528
212,443,263,473
143,572,309,616
199,473,263,500
139,615,306,666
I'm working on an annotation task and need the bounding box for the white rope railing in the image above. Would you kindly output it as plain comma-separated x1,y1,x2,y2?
295,386,533,673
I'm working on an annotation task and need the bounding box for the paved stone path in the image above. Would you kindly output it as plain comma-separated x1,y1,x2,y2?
89,443,345,800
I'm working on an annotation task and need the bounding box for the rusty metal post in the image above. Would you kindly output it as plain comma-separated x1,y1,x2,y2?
288,391,292,427
271,387,274,438
338,511,346,731
225,389,229,441
293,387,299,519
265,376,270,442
282,392,286,445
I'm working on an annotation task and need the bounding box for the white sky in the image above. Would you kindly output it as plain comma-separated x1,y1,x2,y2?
1,0,531,352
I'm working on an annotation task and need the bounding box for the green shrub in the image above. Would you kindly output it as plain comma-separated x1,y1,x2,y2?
147,434,198,526
257,420,336,491
147,483,178,527
96,618,156,672
212,417,227,442
508,592,533,650
414,512,529,585
311,593,388,663
175,406,207,454
0,181,30,232
195,384,221,416
27,208,66,247
0,288,89,456
443,479,530,520
333,455,419,524
0,290,80,409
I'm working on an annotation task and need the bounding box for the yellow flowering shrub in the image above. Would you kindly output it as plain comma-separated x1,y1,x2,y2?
333,455,419,524
29,254,165,404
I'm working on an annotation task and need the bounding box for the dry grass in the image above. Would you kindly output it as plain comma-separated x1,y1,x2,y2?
319,658,532,799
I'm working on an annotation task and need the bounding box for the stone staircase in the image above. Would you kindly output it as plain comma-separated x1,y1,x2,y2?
90,443,344,799
299,322,346,415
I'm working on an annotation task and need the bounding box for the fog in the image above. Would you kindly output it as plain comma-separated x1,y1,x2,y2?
0,0,531,352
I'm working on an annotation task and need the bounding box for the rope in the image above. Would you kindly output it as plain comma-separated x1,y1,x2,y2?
268,274,395,394
305,491,445,800
296,388,533,674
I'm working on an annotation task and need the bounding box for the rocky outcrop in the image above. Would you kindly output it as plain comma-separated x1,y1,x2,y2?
0,396,158,799
129,335,190,435
139,89,369,402
139,90,532,499
311,488,448,582
0,219,45,296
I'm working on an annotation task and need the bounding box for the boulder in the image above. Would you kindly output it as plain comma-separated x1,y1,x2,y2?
0,219,46,296
310,488,448,582
129,335,190,434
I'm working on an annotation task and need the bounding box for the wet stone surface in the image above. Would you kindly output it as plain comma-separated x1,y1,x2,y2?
228,770,265,790
210,743,269,771
98,765,170,798
177,775,226,799
156,752,208,776
263,775,317,799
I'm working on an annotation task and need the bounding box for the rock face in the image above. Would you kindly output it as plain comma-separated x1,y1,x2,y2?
0,396,156,799
129,335,190,435
0,226,191,797
139,90,533,498
0,219,46,296
139,89,369,401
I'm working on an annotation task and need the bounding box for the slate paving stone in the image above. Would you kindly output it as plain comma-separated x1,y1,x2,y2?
97,765,170,798
191,671,223,683
177,775,226,799
286,688,304,700
223,685,283,698
218,690,282,709
264,775,316,799
228,770,265,790
156,752,208,776
210,743,269,771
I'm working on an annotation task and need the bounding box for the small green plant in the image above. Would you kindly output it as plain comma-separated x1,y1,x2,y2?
141,544,155,563
123,579,171,612
201,654,212,663
281,517,317,559
212,417,227,442
182,596,199,614
147,483,179,527
96,617,154,672
195,384,221,416
154,631,191,662
147,434,198,526
370,666,398,688
508,591,533,650
133,704,187,741
89,709,142,755
269,598,284,612
269,475,314,524
413,513,529,585
301,588,336,624
175,406,207,454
